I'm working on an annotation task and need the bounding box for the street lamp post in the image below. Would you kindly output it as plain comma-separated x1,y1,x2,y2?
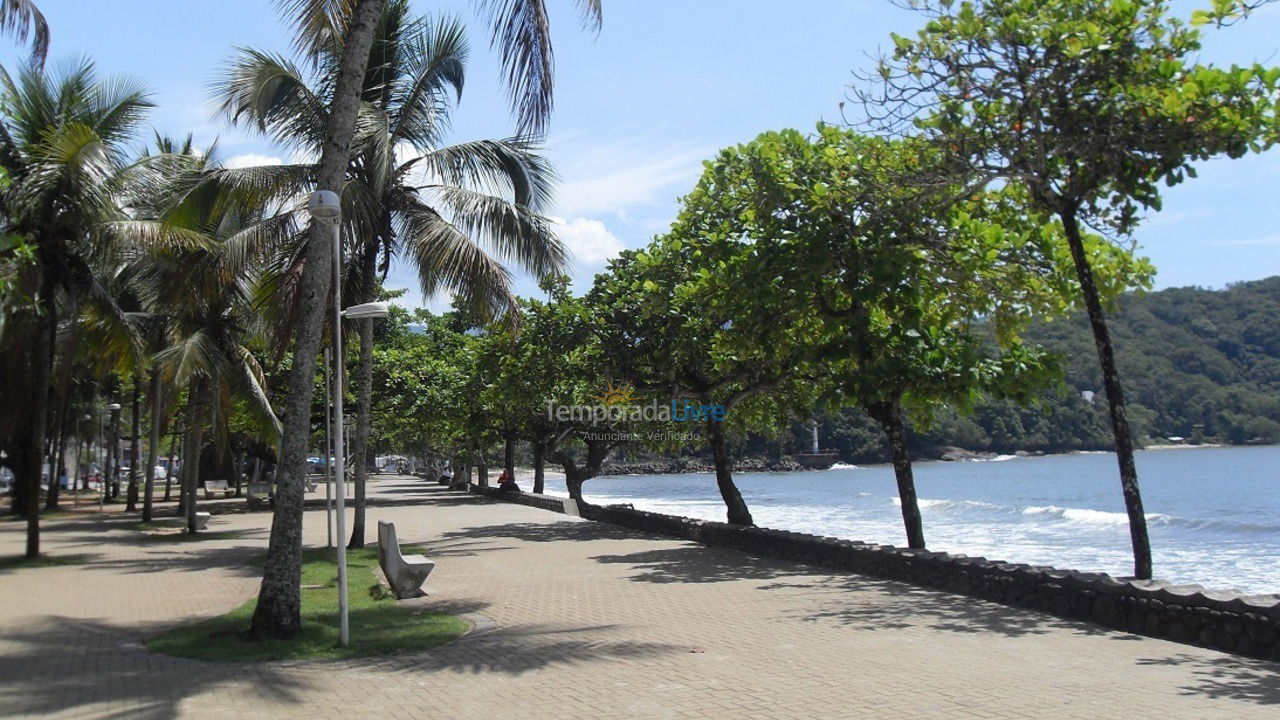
309,191,389,647
323,348,334,549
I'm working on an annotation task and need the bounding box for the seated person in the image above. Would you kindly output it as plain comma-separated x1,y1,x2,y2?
496,470,521,494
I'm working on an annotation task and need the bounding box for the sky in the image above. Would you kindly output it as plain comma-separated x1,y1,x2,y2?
5,0,1280,309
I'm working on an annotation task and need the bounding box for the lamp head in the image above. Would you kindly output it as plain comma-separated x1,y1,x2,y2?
341,301,391,320
308,190,342,225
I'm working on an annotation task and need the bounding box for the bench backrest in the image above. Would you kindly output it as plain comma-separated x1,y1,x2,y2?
378,520,401,567
206,480,227,489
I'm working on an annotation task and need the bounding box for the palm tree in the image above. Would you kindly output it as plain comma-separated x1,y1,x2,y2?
0,59,151,557
240,0,597,640
123,138,287,533
212,2,564,548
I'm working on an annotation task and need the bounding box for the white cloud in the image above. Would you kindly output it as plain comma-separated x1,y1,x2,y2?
222,153,283,169
550,133,712,219
552,216,625,266
1214,233,1280,247
1140,207,1212,229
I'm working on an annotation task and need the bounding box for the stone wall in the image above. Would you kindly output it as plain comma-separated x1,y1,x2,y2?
469,486,1280,661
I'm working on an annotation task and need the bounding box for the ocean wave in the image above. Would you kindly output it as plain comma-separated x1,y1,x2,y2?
893,497,1001,511
830,463,859,470
1022,505,1169,526
1021,505,1280,534
879,498,1280,536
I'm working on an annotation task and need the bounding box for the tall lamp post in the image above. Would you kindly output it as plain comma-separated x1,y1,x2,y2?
323,348,334,549
309,189,390,647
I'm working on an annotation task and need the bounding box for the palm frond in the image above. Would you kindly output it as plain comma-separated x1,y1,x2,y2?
410,136,555,211
415,184,565,280
387,13,467,149
475,0,601,136
0,0,49,68
212,48,327,151
275,0,356,62
398,195,516,319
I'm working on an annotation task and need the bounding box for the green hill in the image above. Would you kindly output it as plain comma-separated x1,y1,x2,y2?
802,277,1280,462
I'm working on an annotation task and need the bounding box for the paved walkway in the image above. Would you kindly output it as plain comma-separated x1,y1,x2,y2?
1,476,1276,719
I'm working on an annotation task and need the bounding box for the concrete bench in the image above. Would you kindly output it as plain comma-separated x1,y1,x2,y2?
562,497,580,517
202,480,233,499
377,521,435,599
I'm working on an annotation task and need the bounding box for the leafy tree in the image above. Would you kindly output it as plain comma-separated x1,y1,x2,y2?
666,126,1146,547
857,0,1279,576
589,230,816,525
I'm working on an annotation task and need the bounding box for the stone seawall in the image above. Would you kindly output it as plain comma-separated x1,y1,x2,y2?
469,486,1280,661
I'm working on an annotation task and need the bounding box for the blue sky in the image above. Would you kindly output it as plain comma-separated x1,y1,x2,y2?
6,0,1279,309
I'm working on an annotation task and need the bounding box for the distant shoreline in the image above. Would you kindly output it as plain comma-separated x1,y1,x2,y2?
592,441,1268,476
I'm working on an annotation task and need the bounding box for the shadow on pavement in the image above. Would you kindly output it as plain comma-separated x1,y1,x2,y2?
1136,653,1280,705
0,616,313,719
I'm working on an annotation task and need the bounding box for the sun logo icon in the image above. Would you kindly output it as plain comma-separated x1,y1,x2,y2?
595,380,636,406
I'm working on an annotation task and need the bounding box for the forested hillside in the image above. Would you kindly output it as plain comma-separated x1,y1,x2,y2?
797,277,1280,462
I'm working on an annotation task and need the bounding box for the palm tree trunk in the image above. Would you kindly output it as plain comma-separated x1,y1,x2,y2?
345,243,373,545
869,400,925,550
45,291,83,510
45,406,67,510
126,373,142,512
182,381,203,534
233,449,244,497
1060,210,1151,579
21,265,57,557
251,0,387,641
165,420,178,502
143,370,161,523
106,404,121,501
706,419,753,526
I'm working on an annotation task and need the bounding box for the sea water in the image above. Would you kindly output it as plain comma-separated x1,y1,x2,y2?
540,445,1280,594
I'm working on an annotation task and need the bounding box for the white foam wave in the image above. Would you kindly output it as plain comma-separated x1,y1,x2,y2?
892,497,1001,511
830,463,859,470
1022,505,1171,527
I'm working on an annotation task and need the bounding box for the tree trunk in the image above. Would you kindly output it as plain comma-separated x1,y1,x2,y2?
21,269,56,557
503,432,515,480
476,448,489,488
126,374,142,512
165,420,178,502
706,419,753,526
532,439,545,494
1060,210,1152,579
46,407,67,510
107,404,121,501
182,382,203,534
45,291,83,511
348,314,375,550
233,449,244,498
869,400,925,550
143,370,161,523
251,0,387,641
564,463,584,502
